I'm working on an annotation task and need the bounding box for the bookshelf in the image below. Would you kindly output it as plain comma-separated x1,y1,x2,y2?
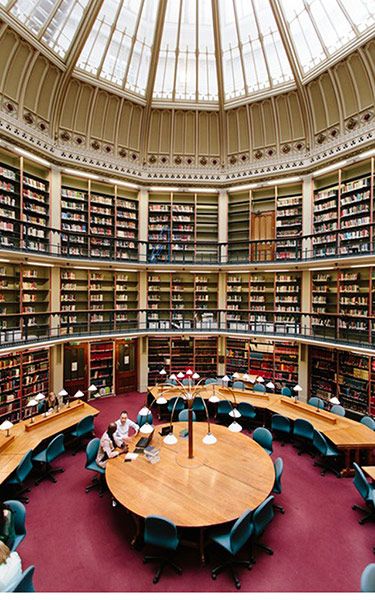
21,266,50,338
228,191,251,262
172,194,195,262
148,195,171,262
0,151,20,249
337,350,369,414
275,272,301,333
249,340,275,382
195,273,218,329
61,268,89,332
115,271,138,330
249,272,275,332
273,342,299,388
311,270,338,338
90,341,114,396
22,348,49,416
194,337,218,378
22,161,50,253
339,268,370,342
170,337,194,373
61,176,89,257
115,187,138,261
148,336,171,384
89,184,115,258
0,262,20,341
147,272,171,329
171,273,194,329
226,273,249,330
89,270,114,331
0,352,21,422
313,180,339,258
309,346,338,401
195,194,218,261
275,192,302,259
370,358,375,416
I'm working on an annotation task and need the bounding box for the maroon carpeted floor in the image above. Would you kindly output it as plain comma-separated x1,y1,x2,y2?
14,393,375,592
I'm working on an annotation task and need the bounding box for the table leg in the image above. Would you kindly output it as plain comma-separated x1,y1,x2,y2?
199,528,206,566
130,514,143,548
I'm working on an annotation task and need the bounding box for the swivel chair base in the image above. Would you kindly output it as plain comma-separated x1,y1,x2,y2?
211,559,252,590
34,465,64,485
255,541,274,556
352,503,375,524
7,484,31,504
143,555,182,584
314,459,341,478
86,474,105,497
273,503,285,514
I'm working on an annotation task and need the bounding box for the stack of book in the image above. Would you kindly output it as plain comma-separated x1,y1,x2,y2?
144,446,160,464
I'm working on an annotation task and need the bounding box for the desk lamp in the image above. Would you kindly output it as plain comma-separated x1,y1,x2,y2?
266,381,275,391
26,398,38,423
34,392,46,417
329,396,340,411
0,419,13,437
58,389,68,411
138,394,168,434
209,385,242,433
256,376,265,383
222,375,230,386
293,384,302,404
74,390,84,405
88,384,98,402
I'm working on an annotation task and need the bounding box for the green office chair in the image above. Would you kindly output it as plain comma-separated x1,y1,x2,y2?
251,495,275,560
237,402,257,430
313,430,341,477
167,397,186,420
308,396,325,409
253,427,273,455
271,415,291,445
85,438,105,496
4,565,35,592
3,500,26,552
178,409,196,422
253,383,266,393
331,404,345,416
216,400,233,424
70,415,95,455
137,412,153,428
352,462,375,524
293,418,315,456
209,508,253,589
361,563,375,592
233,381,245,390
143,515,182,584
192,396,206,420
33,433,65,485
360,416,375,431
272,458,285,513
6,449,34,503
281,387,292,397
205,377,219,385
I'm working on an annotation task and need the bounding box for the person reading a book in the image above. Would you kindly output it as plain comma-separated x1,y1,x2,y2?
96,423,127,469
0,504,15,551
0,541,22,592
114,411,139,446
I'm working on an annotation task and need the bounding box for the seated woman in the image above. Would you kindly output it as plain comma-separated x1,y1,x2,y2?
0,503,15,551
0,541,22,591
96,423,127,469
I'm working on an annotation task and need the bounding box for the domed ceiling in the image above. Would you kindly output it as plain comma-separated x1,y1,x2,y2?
1,0,374,108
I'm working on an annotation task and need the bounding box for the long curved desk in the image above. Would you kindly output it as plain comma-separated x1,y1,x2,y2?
148,385,375,475
106,422,275,562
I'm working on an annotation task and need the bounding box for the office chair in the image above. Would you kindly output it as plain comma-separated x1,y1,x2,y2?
331,404,345,416
137,412,153,429
361,563,375,592
253,383,266,393
85,438,105,496
192,396,206,420
281,387,292,397
205,377,219,385
6,449,34,503
251,495,275,560
70,415,95,455
178,409,196,422
293,419,315,456
3,500,26,552
308,396,325,409
37,400,46,414
360,416,375,431
209,508,253,590
4,565,35,592
216,400,233,424
232,381,245,390
313,430,341,477
33,433,65,485
181,378,190,386
237,402,257,430
167,397,186,420
253,427,273,455
272,458,285,513
143,515,182,584
352,462,375,525
271,414,291,445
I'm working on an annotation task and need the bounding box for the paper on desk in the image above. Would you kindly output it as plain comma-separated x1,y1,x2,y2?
125,452,138,460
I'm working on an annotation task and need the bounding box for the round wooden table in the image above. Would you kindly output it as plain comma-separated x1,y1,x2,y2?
106,422,275,562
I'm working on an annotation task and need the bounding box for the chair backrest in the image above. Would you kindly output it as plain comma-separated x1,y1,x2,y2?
75,415,95,437
237,402,256,419
137,412,153,428
37,400,45,414
205,377,219,385
271,414,291,433
182,378,190,386
361,563,375,592
233,381,245,390
308,396,325,409
252,495,274,537
331,404,345,416
13,449,33,484
360,416,375,430
273,457,283,494
166,379,178,386
253,427,273,454
353,462,372,502
312,430,328,455
168,397,185,414
4,565,35,592
178,409,196,422
4,500,26,537
217,400,232,415
281,387,292,397
293,418,314,440
229,508,253,555
253,383,266,393
192,396,205,412
46,433,65,463
144,515,179,551
86,438,100,467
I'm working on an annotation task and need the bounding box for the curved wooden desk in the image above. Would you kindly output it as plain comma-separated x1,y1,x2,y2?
106,422,275,561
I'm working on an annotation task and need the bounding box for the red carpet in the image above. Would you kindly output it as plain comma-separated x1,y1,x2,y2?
15,393,375,592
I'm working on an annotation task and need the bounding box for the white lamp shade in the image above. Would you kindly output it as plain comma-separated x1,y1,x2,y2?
156,395,168,405
177,372,184,379
186,368,193,376
74,390,84,398
0,420,13,431
266,382,275,389
159,368,167,376
256,376,265,383
229,408,241,418
27,398,38,407
88,384,97,392
202,432,217,445
163,433,178,445
169,374,177,380
293,384,303,392
228,421,242,433
243,374,251,382
192,373,200,380
58,389,68,397
139,422,154,435
222,375,230,383
138,406,151,416
329,396,340,405
35,392,45,401
233,372,239,378
208,394,220,403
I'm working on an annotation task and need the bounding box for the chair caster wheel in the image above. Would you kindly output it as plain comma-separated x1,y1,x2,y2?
212,574,217,580
153,577,159,584
236,582,241,589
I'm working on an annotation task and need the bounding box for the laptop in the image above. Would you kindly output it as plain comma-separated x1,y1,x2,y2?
135,430,154,449
159,425,173,437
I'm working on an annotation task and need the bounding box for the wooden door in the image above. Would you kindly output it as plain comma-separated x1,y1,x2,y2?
115,339,138,393
63,342,88,398
251,211,275,261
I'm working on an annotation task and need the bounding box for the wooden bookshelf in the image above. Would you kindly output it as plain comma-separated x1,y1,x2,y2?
309,346,338,401
148,336,171,384
274,342,299,388
115,271,138,330
0,352,21,422
275,272,301,333
337,350,369,415
226,273,249,330
0,150,20,249
194,337,218,378
90,341,114,396
115,187,138,261
195,193,218,262
249,272,275,332
275,192,302,259
89,184,115,258
22,348,50,416
61,268,89,332
249,340,275,382
147,272,171,329
311,270,338,338
228,191,251,262
22,161,50,253
339,267,370,342
21,266,50,337
0,262,20,340
61,176,89,257
194,273,218,329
